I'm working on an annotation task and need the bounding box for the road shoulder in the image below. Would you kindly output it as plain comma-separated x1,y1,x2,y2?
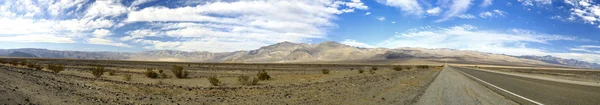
414,66,517,105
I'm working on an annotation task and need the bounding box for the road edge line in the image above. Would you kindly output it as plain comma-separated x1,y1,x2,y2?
454,67,544,105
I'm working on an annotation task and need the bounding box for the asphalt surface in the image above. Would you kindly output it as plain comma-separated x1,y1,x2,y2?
415,66,517,105
453,66,600,105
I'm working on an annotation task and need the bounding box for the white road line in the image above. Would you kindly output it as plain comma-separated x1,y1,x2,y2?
454,68,544,105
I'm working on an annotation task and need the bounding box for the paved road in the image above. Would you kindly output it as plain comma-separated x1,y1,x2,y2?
453,66,600,105
415,66,517,105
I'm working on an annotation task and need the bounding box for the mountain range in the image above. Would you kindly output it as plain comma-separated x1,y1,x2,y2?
0,41,598,69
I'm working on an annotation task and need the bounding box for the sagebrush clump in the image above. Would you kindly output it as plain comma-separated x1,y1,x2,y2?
371,66,378,71
158,69,168,78
27,63,43,70
123,74,132,81
321,69,330,74
171,65,188,79
238,75,258,85
145,68,159,79
257,70,271,80
416,65,429,69
47,64,65,73
393,66,403,71
207,76,221,86
19,60,28,66
108,70,116,76
91,66,105,78
405,66,412,70
358,69,364,73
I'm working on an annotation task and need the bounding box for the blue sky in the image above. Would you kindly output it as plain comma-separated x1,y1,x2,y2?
2,0,600,63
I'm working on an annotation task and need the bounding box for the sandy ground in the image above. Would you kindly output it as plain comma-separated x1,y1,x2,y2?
0,64,440,105
415,66,517,105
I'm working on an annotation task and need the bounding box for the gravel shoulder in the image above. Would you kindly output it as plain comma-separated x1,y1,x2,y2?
415,66,517,105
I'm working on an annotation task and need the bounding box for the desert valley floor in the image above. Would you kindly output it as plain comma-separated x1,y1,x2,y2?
1,58,600,105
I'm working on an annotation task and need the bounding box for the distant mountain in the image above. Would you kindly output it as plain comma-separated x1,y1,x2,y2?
5,51,38,58
518,55,600,68
0,48,129,60
1,41,598,69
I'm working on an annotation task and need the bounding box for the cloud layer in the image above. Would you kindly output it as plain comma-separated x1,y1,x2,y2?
0,0,367,52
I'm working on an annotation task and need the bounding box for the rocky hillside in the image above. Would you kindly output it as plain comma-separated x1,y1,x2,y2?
518,55,600,68
1,41,598,68
5,51,38,58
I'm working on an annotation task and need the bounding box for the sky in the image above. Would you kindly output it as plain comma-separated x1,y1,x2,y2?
1,0,600,63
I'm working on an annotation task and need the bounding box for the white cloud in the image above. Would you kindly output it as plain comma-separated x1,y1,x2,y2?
458,14,476,19
88,38,131,48
481,0,493,7
365,12,371,15
84,0,129,18
0,0,123,47
578,0,592,7
426,7,442,15
436,0,472,22
377,0,424,15
479,11,493,18
92,29,111,38
0,34,75,43
391,21,396,24
121,29,160,41
570,45,600,53
377,17,386,21
493,10,506,16
479,10,507,18
517,0,552,6
346,0,368,10
88,29,131,47
376,24,600,63
124,0,367,52
341,39,375,48
567,1,600,25
378,25,581,54
131,0,156,7
45,0,86,16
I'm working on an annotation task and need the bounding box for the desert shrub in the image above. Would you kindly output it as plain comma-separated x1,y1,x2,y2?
158,69,168,78
123,74,132,81
26,63,43,70
171,65,188,79
9,61,19,66
238,75,259,85
145,68,159,79
108,70,116,76
416,65,429,69
257,70,271,80
393,66,403,71
371,66,378,71
91,66,105,78
47,64,65,73
26,63,35,68
350,68,354,70
321,69,330,74
207,76,221,86
358,69,364,73
157,80,165,85
19,60,28,66
405,66,412,70
369,69,376,74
